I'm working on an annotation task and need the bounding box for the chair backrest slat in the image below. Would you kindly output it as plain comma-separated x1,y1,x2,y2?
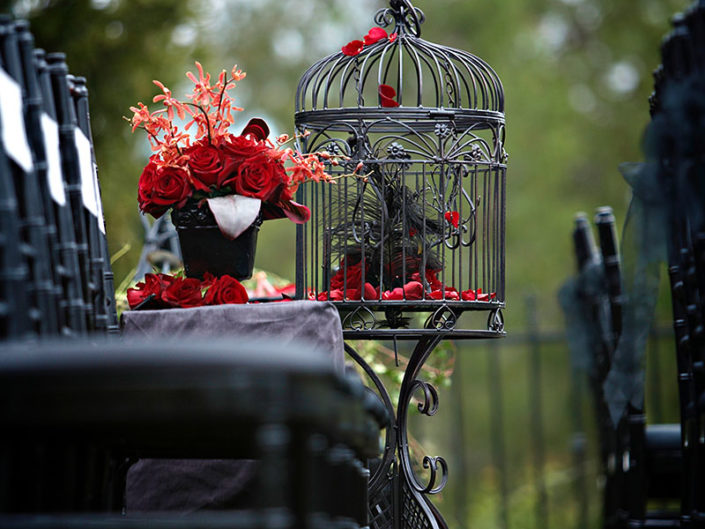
48,52,93,332
33,48,86,335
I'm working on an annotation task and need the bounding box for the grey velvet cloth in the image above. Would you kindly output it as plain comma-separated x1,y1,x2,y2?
122,300,344,512
122,300,345,375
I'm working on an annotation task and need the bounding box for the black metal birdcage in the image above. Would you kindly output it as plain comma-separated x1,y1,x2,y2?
295,0,506,338
295,2,507,528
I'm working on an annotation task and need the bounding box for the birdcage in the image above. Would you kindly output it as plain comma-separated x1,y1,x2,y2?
295,0,506,338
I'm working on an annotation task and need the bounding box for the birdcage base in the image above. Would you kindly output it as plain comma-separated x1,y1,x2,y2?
333,302,505,338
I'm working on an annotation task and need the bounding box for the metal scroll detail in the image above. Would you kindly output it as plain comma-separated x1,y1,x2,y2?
343,306,378,331
397,335,448,501
376,0,425,37
345,329,449,529
488,308,505,332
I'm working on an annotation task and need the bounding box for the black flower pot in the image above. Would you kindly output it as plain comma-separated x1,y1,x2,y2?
171,199,262,280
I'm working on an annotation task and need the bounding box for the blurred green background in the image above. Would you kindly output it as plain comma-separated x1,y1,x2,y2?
0,0,690,527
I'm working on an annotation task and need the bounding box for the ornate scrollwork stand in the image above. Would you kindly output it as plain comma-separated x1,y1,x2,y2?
343,307,505,529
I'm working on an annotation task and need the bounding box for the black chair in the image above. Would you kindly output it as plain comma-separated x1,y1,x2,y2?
47,51,93,333
569,208,682,529
0,338,385,528
652,3,705,523
33,47,87,335
0,17,35,340
1,18,61,338
70,75,118,334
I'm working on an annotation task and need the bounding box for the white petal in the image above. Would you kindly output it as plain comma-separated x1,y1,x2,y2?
206,195,261,240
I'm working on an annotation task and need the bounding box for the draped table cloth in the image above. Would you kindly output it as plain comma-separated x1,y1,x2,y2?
121,300,345,512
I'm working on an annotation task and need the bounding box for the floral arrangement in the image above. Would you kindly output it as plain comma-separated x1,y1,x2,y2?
129,62,345,239
313,259,495,302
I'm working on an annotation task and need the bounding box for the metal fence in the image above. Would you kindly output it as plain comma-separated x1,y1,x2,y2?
381,294,678,529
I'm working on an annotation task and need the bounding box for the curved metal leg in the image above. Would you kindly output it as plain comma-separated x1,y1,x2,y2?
345,311,455,529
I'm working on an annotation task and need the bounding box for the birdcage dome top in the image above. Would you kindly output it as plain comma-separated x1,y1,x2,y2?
295,0,504,132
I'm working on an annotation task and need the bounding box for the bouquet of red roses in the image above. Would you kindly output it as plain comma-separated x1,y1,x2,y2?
130,62,340,239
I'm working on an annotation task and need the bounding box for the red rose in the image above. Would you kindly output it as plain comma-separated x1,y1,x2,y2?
233,155,287,202
219,135,268,187
127,273,162,309
444,211,460,229
187,143,224,191
150,165,192,210
162,277,204,308
138,161,168,218
204,275,249,305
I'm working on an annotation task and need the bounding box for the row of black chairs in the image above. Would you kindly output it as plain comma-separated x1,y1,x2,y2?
567,1,705,527
0,15,117,340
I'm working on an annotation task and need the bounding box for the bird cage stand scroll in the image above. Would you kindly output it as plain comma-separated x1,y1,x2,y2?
295,1,507,527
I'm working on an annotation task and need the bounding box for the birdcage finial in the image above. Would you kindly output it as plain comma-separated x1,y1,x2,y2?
375,0,425,37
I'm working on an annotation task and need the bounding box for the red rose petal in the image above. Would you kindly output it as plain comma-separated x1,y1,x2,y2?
389,32,398,43
444,211,460,228
445,290,460,301
461,289,476,301
240,118,269,141
342,39,364,56
320,288,344,301
364,27,388,46
346,288,363,300
379,84,396,99
382,287,404,301
379,84,400,108
403,280,424,300
363,282,378,300
461,289,497,301
278,200,311,224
